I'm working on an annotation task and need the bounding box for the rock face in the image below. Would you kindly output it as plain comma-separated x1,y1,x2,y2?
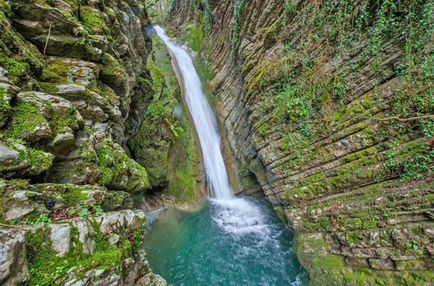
1,0,152,192
169,0,433,285
0,0,177,284
0,210,163,285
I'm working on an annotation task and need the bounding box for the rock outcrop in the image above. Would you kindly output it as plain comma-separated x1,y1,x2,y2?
168,0,433,285
1,207,166,285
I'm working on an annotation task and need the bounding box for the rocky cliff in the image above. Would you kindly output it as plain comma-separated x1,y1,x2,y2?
0,0,202,284
168,0,433,285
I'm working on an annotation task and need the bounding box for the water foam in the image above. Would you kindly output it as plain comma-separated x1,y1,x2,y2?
210,198,270,237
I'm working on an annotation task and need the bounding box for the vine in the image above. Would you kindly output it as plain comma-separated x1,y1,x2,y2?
202,0,212,33
231,0,244,52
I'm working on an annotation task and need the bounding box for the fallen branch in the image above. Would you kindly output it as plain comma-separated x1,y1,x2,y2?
376,114,434,122
0,223,25,228
43,21,53,56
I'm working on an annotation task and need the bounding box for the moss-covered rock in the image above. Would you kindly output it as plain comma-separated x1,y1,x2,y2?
0,140,54,178
96,139,150,193
21,210,166,286
0,0,165,284
5,91,82,144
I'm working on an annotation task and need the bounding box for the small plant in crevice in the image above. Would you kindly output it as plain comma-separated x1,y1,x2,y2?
404,240,424,257
24,213,52,225
65,204,104,219
401,143,433,179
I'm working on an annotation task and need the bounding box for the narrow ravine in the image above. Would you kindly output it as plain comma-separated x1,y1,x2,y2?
144,26,308,285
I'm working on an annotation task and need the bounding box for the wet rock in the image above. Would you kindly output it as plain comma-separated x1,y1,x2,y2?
345,257,369,268
136,273,168,286
0,0,163,283
395,259,426,271
48,158,100,185
0,89,13,128
56,84,86,100
0,67,7,77
44,198,56,209
0,142,54,178
96,140,150,193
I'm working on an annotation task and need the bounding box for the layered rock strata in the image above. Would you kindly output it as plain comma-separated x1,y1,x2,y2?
168,0,434,284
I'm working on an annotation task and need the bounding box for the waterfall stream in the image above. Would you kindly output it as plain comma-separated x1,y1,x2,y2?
148,26,307,285
155,25,233,200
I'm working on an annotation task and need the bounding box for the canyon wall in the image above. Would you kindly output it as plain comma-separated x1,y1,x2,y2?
169,0,433,285
0,0,202,284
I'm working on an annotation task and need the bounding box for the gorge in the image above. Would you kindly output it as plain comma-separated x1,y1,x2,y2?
0,0,433,285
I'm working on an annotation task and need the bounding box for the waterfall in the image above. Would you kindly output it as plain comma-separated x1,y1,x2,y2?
155,26,270,236
154,26,234,200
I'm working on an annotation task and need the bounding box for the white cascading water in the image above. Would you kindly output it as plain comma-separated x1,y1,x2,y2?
155,26,268,236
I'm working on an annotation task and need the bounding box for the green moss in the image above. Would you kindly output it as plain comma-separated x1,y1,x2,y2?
0,139,53,176
6,91,80,141
5,100,49,140
37,82,59,94
49,108,79,134
231,0,244,51
61,185,89,206
129,32,203,203
26,148,54,174
79,6,110,36
145,101,166,124
103,191,132,211
100,54,125,86
168,169,195,201
0,15,44,84
39,61,73,84
97,139,150,192
0,88,11,127
3,59,29,79
319,255,345,268
181,23,204,52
